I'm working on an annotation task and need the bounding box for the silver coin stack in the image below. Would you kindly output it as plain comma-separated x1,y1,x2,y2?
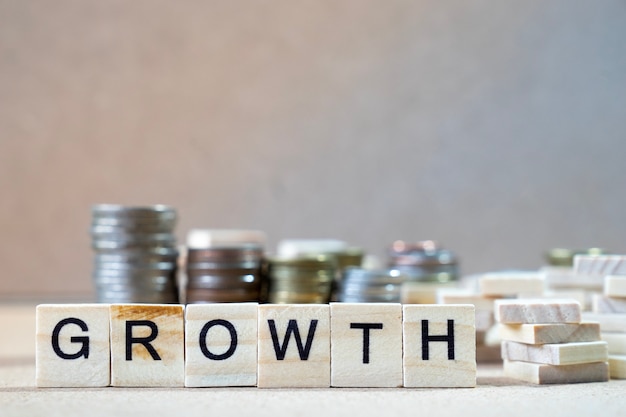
388,240,459,283
338,268,407,302
91,204,179,303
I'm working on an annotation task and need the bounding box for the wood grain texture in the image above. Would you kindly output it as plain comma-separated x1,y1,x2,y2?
574,255,626,276
330,303,402,387
495,299,581,324
403,304,476,387
110,304,185,387
497,322,601,345
592,294,626,314
503,360,609,384
501,340,608,365
185,303,258,387
257,304,330,388
582,313,626,333
36,304,110,387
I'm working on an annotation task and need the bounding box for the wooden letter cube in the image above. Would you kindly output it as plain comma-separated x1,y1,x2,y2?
257,304,330,388
110,304,185,387
36,304,110,387
330,303,403,387
185,303,258,387
403,304,476,387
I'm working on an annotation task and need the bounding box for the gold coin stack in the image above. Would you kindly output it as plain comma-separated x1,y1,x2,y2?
264,255,336,304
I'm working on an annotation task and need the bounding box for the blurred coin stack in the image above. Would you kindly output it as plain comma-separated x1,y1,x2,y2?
91,204,179,303
338,268,407,302
185,229,265,303
388,240,458,283
274,239,363,302
265,254,336,304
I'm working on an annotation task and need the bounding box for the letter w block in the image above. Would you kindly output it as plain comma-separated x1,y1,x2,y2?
403,304,476,387
257,304,330,388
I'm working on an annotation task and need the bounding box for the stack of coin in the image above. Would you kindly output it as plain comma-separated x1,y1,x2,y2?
185,229,265,303
545,248,608,267
265,255,335,303
388,240,459,283
91,204,179,303
338,268,407,302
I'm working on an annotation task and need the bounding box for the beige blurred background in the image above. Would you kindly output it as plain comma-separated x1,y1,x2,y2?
1,0,625,299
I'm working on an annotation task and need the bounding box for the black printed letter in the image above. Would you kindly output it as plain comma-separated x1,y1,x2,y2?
350,323,383,364
126,320,161,361
51,318,90,360
421,319,455,360
268,319,318,360
199,319,238,361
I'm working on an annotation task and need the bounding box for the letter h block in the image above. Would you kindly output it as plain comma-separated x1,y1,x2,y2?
110,304,185,387
257,304,330,388
36,304,110,387
403,304,476,387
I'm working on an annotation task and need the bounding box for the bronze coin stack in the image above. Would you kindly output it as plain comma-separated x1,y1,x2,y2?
185,230,265,303
388,240,459,283
265,255,336,304
91,204,179,303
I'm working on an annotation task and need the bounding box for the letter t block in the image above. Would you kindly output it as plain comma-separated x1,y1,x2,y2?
403,304,476,387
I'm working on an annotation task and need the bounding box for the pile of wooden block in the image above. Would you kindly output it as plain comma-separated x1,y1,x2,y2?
438,272,545,363
497,299,609,384
36,302,477,388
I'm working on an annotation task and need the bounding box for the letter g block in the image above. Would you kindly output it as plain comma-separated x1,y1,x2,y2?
36,304,110,387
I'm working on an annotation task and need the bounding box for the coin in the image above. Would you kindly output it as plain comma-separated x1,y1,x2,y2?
388,240,459,283
264,255,336,304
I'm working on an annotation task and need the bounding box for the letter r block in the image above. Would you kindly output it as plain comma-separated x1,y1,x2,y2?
403,304,476,387
257,304,330,388
330,303,403,387
36,304,110,387
185,303,258,387
110,304,184,387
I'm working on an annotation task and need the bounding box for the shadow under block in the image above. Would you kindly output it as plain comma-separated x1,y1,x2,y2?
501,341,608,365
403,304,476,387
185,303,258,387
601,333,626,355
330,303,402,387
609,355,626,379
110,304,185,387
495,299,581,324
257,304,330,388
497,322,601,345
503,360,609,384
36,304,110,387
478,273,545,296
592,294,626,314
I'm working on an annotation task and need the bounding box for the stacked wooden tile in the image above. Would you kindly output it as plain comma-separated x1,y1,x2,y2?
497,299,609,384
437,272,544,363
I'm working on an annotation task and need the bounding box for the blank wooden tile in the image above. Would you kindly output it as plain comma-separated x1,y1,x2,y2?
582,313,626,333
601,332,626,355
185,303,257,387
574,255,626,276
495,299,581,324
497,322,601,345
503,360,609,384
605,275,626,298
110,304,184,387
436,290,498,311
592,294,626,314
257,304,330,388
479,272,545,296
330,303,402,387
501,340,608,365
36,304,110,387
400,282,456,304
403,304,476,387
475,309,495,332
608,355,626,379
